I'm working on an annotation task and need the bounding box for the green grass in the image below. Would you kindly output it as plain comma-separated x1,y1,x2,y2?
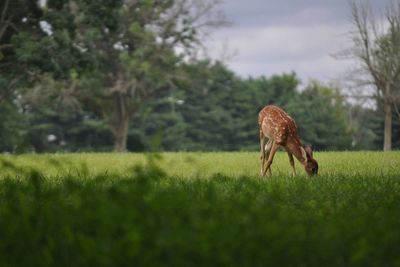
0,151,400,266
1,151,399,178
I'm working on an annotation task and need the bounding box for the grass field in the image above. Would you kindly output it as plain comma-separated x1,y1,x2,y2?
0,151,400,266
1,151,399,178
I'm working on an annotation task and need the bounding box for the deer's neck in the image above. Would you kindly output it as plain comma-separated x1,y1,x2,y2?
286,138,307,165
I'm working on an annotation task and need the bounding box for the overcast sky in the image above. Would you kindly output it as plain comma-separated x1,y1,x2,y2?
207,0,388,84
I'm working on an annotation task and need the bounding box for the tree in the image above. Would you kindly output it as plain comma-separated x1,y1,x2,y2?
0,0,45,152
179,61,237,151
345,0,400,151
9,0,227,152
347,105,381,150
0,0,43,96
169,63,302,151
23,82,113,152
287,81,352,150
131,83,188,151
36,0,227,152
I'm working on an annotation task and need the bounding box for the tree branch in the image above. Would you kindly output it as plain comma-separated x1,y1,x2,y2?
0,0,10,24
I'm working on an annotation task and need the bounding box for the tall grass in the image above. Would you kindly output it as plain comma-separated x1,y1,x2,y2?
0,152,399,266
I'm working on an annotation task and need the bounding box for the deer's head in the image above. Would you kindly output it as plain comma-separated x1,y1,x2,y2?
302,146,318,176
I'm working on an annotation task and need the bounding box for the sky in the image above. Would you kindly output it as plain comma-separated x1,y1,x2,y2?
207,0,388,85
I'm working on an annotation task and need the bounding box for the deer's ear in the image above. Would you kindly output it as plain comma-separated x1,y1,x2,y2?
304,146,313,158
300,147,308,163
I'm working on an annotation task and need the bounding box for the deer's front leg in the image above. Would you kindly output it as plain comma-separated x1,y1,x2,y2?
263,141,278,176
287,152,296,177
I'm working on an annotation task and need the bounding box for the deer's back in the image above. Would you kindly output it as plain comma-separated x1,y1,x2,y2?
258,105,299,144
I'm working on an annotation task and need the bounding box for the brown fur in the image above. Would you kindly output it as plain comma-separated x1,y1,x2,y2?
258,105,318,176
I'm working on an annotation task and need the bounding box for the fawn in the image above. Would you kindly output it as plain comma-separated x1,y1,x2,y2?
258,105,318,176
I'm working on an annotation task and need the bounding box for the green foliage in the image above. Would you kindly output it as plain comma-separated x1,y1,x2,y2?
287,81,353,150
178,61,239,150
0,152,400,266
50,0,217,151
0,100,26,152
135,62,354,151
136,62,298,151
348,105,382,150
370,108,400,150
24,107,113,152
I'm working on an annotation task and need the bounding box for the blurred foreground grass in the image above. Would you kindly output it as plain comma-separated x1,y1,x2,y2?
0,151,400,266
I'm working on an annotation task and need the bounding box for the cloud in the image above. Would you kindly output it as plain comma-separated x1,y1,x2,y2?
207,23,353,82
206,0,390,83
221,0,351,27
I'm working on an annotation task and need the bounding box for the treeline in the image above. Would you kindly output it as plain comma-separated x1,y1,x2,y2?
0,0,398,152
1,59,399,152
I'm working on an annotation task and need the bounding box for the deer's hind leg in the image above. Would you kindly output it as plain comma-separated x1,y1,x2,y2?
260,129,272,176
263,139,273,176
259,130,267,175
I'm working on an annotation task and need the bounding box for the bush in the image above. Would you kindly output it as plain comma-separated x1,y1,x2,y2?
0,161,400,266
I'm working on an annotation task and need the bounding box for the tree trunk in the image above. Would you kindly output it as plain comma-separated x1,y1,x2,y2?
113,117,129,152
383,102,392,151
112,93,131,152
